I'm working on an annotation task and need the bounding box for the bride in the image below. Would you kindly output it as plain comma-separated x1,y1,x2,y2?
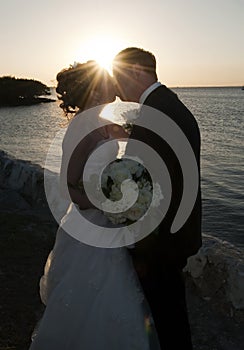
29,61,160,349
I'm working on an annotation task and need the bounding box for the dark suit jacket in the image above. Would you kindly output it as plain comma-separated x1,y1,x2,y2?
127,85,202,269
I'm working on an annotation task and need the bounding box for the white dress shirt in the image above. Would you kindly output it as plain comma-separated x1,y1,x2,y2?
139,81,162,104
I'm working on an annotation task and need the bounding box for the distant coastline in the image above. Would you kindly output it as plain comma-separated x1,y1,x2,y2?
0,76,56,107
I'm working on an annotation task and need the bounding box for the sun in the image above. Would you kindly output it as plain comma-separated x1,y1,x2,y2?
74,36,125,74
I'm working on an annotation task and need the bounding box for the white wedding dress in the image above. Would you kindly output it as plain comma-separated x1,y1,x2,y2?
29,108,161,350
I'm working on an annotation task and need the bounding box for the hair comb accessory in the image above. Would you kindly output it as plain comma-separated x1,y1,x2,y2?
71,61,79,69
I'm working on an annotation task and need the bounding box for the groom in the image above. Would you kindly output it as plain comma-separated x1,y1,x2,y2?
112,48,202,349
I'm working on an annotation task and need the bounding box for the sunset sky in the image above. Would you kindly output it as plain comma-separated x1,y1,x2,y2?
1,0,243,87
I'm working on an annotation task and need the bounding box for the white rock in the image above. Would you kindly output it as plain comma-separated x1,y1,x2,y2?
186,252,207,278
186,234,244,310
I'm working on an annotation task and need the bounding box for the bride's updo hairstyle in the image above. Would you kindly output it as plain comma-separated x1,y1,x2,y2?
56,60,115,117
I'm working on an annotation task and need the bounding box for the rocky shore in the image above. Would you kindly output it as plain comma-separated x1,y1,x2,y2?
0,96,56,107
0,150,243,349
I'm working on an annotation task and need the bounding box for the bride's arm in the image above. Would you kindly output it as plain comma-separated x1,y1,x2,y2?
66,132,101,210
106,123,128,139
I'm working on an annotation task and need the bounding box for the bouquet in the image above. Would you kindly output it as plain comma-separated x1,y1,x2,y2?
101,158,163,226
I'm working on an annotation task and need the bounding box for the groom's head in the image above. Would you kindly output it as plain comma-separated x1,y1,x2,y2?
112,47,158,102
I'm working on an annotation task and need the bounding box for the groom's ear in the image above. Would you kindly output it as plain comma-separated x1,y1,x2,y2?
131,63,143,80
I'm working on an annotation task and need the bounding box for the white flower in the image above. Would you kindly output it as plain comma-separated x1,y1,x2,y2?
137,187,152,206
122,159,142,176
106,213,127,224
138,178,152,190
110,164,132,184
152,182,164,207
135,165,144,178
106,180,138,208
109,184,122,201
122,123,133,135
121,108,140,123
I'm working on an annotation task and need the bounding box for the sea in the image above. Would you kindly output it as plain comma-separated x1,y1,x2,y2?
0,87,243,249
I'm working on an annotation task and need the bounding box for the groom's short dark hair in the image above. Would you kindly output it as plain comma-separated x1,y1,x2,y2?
113,47,157,79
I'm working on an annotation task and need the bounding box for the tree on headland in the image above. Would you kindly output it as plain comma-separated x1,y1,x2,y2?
0,76,55,107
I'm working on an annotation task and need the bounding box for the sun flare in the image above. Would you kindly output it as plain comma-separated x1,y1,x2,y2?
74,36,125,75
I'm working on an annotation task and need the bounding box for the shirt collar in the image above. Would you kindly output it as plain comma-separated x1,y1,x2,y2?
139,81,162,104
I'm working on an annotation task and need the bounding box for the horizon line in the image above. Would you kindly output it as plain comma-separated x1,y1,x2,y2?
170,85,243,88
1,75,242,89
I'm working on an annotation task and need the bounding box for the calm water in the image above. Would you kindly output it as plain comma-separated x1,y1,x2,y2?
0,87,243,248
